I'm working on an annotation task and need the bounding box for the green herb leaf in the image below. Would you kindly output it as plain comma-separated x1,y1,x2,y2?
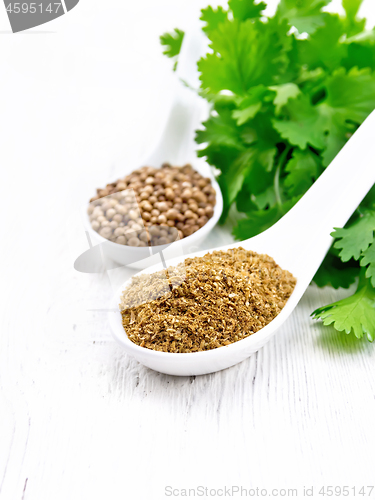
342,0,366,36
232,85,269,125
343,0,363,21
162,0,375,341
360,242,375,286
284,148,321,196
311,270,375,341
295,14,347,71
269,83,301,114
160,28,185,58
200,6,227,35
233,196,300,239
198,18,290,95
228,0,267,21
313,251,359,288
276,0,332,34
272,94,326,150
332,209,375,261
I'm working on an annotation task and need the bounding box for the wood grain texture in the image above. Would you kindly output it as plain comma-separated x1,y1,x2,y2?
1,210,375,499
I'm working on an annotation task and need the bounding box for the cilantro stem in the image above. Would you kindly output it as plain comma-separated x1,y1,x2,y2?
274,146,291,208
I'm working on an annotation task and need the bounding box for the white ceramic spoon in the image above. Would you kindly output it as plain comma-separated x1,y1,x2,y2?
109,108,375,376
80,29,222,271
107,28,375,375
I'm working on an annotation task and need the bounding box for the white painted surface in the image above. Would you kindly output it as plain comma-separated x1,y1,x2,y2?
1,1,375,499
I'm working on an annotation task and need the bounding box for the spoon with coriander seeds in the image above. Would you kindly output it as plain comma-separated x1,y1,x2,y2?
109,108,375,376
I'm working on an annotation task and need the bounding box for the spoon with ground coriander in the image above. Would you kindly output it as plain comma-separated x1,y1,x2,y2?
109,109,375,376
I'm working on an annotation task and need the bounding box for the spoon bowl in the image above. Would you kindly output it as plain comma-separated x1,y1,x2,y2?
109,108,375,376
83,29,221,269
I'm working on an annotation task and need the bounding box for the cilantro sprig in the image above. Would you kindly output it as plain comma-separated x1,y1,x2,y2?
161,0,375,342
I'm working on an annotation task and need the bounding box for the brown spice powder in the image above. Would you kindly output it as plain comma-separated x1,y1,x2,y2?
119,247,297,353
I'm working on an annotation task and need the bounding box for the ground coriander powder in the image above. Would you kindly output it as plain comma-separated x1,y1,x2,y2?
119,247,297,353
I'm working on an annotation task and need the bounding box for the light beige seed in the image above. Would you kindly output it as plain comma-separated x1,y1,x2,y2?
166,209,178,220
205,205,214,217
114,227,125,237
106,208,116,219
181,189,192,201
149,226,160,236
165,188,175,200
127,237,140,247
115,204,127,216
116,235,126,245
157,202,169,212
197,215,208,227
139,231,150,243
113,214,123,223
99,226,112,239
92,207,104,217
129,209,139,220
192,191,207,204
158,237,169,245
184,210,197,220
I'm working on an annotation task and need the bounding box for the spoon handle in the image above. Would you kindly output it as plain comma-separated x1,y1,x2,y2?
145,30,208,167
253,109,375,280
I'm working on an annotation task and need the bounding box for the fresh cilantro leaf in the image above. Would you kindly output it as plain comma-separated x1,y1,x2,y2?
198,18,290,95
360,243,375,286
228,0,267,21
284,148,321,196
196,107,244,151
314,67,375,167
232,102,262,125
160,28,184,58
361,184,375,210
251,185,276,210
321,67,375,125
236,163,274,212
343,0,363,21
313,251,359,288
269,83,300,114
232,196,300,239
311,270,375,341
295,14,347,71
343,38,375,71
344,28,375,70
232,85,269,125
342,0,366,36
276,0,332,34
200,6,227,35
332,209,375,261
272,94,326,150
